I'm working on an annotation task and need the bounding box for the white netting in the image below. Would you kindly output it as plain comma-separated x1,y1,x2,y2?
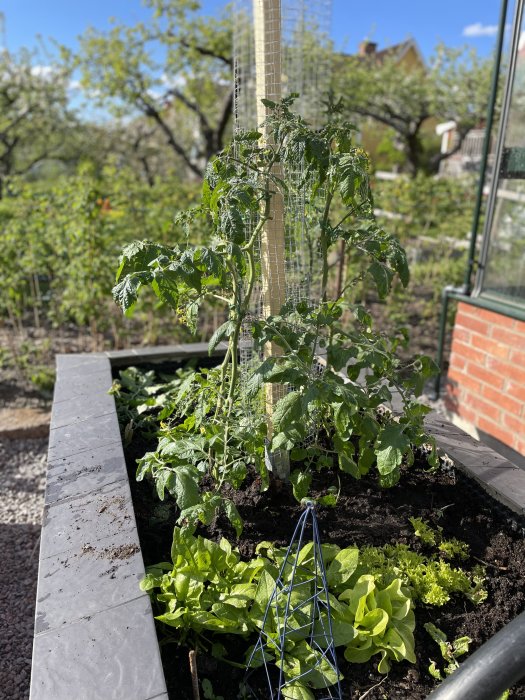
234,0,332,131
233,0,332,459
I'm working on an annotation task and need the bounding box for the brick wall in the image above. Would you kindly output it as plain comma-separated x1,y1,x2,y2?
445,301,525,456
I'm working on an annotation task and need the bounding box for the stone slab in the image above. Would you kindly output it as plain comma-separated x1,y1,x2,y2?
47,411,121,463
426,411,525,516
35,529,146,634
30,596,166,700
45,440,127,505
50,390,115,429
55,353,106,374
52,367,113,404
40,478,136,560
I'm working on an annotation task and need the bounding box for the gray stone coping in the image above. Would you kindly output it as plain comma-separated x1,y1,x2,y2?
31,353,167,700
425,411,525,517
31,343,525,700
31,343,225,700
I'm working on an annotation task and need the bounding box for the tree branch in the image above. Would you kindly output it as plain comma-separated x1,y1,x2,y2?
137,94,203,179
179,38,232,67
216,88,233,153
168,88,214,156
429,126,471,170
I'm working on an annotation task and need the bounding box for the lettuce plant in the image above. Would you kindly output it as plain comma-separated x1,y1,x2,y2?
140,528,265,641
357,543,487,606
341,575,415,673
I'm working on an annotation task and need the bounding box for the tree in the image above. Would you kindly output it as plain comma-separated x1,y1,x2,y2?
0,48,75,196
334,44,494,175
71,0,233,181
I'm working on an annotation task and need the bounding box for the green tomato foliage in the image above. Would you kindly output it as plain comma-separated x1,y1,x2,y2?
112,99,439,533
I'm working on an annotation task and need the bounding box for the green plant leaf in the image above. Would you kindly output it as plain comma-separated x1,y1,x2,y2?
290,469,312,501
252,569,276,622
367,261,393,299
282,683,315,700
338,452,360,478
375,424,410,476
208,320,234,355
223,498,243,537
272,391,304,433
174,466,200,511
327,547,359,588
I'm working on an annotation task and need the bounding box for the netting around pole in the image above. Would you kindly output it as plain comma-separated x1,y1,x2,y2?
233,0,332,131
233,0,332,439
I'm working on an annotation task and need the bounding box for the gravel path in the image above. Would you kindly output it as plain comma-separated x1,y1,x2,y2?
0,437,47,700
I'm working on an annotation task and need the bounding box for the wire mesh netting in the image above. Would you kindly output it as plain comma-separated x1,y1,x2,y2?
244,502,343,699
233,0,332,459
233,0,332,131
234,0,332,310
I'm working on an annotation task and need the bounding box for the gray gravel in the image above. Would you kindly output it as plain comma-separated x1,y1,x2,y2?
0,437,47,700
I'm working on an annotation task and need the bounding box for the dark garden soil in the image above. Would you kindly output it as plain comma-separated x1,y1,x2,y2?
123,417,525,700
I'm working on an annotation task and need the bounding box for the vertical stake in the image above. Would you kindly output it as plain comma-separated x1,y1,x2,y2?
253,0,289,479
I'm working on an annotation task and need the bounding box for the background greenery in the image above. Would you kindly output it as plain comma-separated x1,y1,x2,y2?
0,0,493,396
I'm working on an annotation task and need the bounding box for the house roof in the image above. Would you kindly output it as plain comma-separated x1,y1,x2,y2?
354,37,425,68
375,38,425,66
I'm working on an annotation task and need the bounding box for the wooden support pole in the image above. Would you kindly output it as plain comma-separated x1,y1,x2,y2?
253,0,289,478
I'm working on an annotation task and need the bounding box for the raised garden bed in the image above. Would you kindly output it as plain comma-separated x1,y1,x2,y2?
31,344,525,700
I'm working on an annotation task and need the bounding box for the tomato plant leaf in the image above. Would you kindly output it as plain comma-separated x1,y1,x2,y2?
375,424,410,476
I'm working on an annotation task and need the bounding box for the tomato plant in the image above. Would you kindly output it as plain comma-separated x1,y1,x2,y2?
113,98,438,533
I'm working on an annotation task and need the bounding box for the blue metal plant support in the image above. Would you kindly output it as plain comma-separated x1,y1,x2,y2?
244,502,343,699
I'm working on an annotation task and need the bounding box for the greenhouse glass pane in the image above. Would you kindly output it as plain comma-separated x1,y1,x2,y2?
482,12,525,304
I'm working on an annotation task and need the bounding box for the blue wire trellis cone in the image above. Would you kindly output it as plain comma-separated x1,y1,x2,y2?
244,500,344,699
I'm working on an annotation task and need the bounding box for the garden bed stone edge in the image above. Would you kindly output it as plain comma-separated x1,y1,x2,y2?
30,343,525,700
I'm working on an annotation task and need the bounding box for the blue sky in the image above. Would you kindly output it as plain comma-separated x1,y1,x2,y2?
0,0,504,60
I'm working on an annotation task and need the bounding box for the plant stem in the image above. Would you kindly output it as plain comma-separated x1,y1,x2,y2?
320,188,334,302
189,649,201,700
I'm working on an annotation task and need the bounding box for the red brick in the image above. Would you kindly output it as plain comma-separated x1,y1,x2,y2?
454,312,489,337
507,381,525,404
471,334,510,360
444,392,477,424
514,319,525,336
450,340,486,365
509,349,525,367
513,438,525,457
447,368,481,394
456,404,478,425
500,358,525,386
467,362,505,389
464,395,500,422
449,353,467,371
486,312,517,330
477,417,514,446
452,326,471,344
487,358,525,385
502,413,525,434
492,328,525,348
456,301,482,319
474,307,512,325
481,385,522,415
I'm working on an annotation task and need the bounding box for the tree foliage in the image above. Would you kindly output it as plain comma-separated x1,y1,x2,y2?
0,48,74,196
71,0,233,180
334,44,495,175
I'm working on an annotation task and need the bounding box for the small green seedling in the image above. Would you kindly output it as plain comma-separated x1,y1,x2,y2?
410,517,469,560
424,622,471,680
